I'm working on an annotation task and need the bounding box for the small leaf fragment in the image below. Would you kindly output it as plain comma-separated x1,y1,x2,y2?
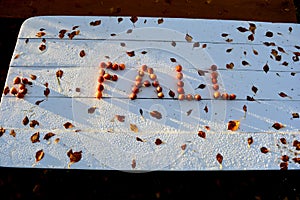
171,41,176,47
197,69,208,76
247,137,253,146
10,129,16,137
23,116,29,126
280,138,287,144
131,159,136,169
237,27,248,32
43,132,55,140
227,120,240,131
292,113,299,118
63,122,74,129
136,137,145,142
90,20,101,26
170,58,176,62
181,144,187,150
260,147,269,154
130,124,138,133
126,51,135,57
248,34,254,41
216,153,223,164
31,132,40,143
263,63,269,73
35,149,44,162
186,109,193,116
130,16,138,24
193,42,200,48
29,120,39,128
243,105,247,113
198,131,206,139
272,122,284,130
242,60,250,66
226,62,234,69
253,49,258,55
278,92,291,99
265,31,273,37
225,38,233,43
204,105,208,113
150,111,162,119
246,96,255,101
115,115,125,122
155,138,163,145
0,127,5,137
88,106,97,114
185,33,193,42
249,23,256,33
67,149,82,168
226,48,233,53
196,84,206,89
157,18,164,24
79,50,86,57
252,85,258,94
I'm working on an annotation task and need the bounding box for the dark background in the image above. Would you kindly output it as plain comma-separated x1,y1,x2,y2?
0,0,300,199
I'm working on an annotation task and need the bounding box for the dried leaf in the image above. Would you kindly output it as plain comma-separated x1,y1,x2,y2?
126,29,133,34
221,33,229,37
170,58,176,62
246,96,255,101
63,122,74,129
202,44,207,48
263,63,269,73
23,116,29,126
130,124,138,132
130,16,138,24
198,131,206,139
120,42,126,47
265,31,273,37
155,138,163,145
185,33,193,42
150,111,162,119
88,106,97,114
35,99,45,105
280,138,287,144
216,153,223,164
237,27,248,32
131,159,136,169
168,90,175,98
44,88,50,97
271,49,278,57
226,62,234,69
115,115,125,122
225,38,233,43
294,45,300,50
272,122,284,130
181,144,187,150
252,85,258,94
186,109,193,116
247,137,253,146
248,34,254,41
0,127,5,137
56,70,63,78
278,92,291,98
293,52,300,57
141,51,147,54
260,147,269,153
29,120,39,128
282,61,288,66
227,120,240,131
280,162,288,170
253,49,258,55
204,105,208,113
126,51,135,57
43,132,55,140
35,149,44,162
139,109,143,116
243,105,247,112
90,20,101,26
79,50,86,57
249,23,256,34
10,129,16,137
242,61,250,66
277,47,286,54
67,149,82,167
193,42,200,48
31,132,40,143
39,44,46,51
289,27,292,32
36,31,46,37
157,18,164,24
226,48,233,53
171,41,176,47
136,137,145,142
196,84,206,89
197,69,208,76
281,155,289,162
263,42,276,47
292,113,299,118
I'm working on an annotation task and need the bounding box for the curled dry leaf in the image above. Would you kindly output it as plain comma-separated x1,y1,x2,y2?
293,157,300,164
253,49,258,55
278,92,291,99
130,124,138,133
225,38,233,43
136,137,145,142
237,27,248,32
248,34,254,41
35,99,45,105
118,17,123,23
221,33,229,37
292,113,299,118
281,155,289,162
216,153,223,164
23,116,29,126
252,85,258,94
0,127,5,137
280,138,287,144
43,132,55,140
226,62,234,69
90,20,101,26
31,132,40,143
35,149,44,162
150,111,162,119
263,42,276,47
130,16,138,24
131,159,136,169
227,120,240,131
196,84,206,89
260,147,269,154
10,129,16,137
263,63,269,73
36,31,46,37
39,44,46,51
247,137,253,146
170,58,176,62
44,88,50,97
126,51,135,57
181,144,187,150
115,115,125,122
29,120,39,128
202,44,207,48
185,33,193,42
243,105,247,113
198,131,206,139
226,48,233,53
249,23,256,34
79,50,86,57
157,18,164,24
280,162,288,170
197,69,208,76
242,61,250,66
63,122,74,129
293,140,300,150
155,138,163,145
56,70,64,78
88,106,97,114
246,96,255,101
67,149,82,167
3,86,9,95
272,122,284,130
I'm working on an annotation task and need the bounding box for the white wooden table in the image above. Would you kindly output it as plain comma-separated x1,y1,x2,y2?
0,16,299,171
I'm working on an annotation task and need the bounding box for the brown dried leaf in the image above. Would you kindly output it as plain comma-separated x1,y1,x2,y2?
196,84,206,89
155,138,163,145
225,38,233,43
130,124,138,132
263,42,276,46
292,113,299,118
115,115,125,122
237,27,248,32
280,162,288,170
280,138,287,144
253,49,258,55
247,137,253,146
31,132,40,143
35,149,44,162
36,31,46,37
272,122,284,130
44,88,50,97
88,106,97,114
197,69,208,76
90,20,101,26
29,120,39,128
136,137,145,142
35,99,45,105
126,29,133,34
79,50,86,57
216,153,223,164
185,33,193,42
278,92,291,98
202,44,207,48
63,122,74,129
56,70,63,78
39,44,46,51
193,42,200,48
118,17,123,23
10,129,16,137
248,34,254,41
0,127,5,137
67,149,82,167
198,131,206,139
204,105,208,113
131,159,136,169
181,144,187,150
263,63,269,73
242,60,250,66
43,132,55,140
243,105,247,113
171,41,176,47
252,85,258,94
126,51,135,57
260,147,269,153
23,116,29,126
130,16,138,24
227,120,240,131
158,18,164,24
226,62,234,69
249,23,256,34
186,109,193,116
226,48,233,53
170,58,176,62
265,31,273,37
221,33,229,37
150,111,162,119
3,86,9,95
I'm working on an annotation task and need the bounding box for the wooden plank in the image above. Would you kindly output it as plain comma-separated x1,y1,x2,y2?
0,0,297,23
